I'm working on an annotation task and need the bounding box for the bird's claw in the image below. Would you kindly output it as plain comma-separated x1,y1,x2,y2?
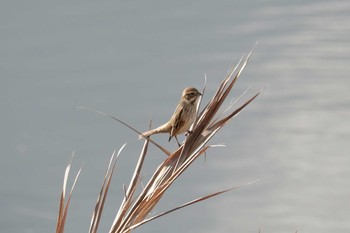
185,130,193,137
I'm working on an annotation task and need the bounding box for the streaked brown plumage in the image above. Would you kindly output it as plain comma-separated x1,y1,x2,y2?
139,87,202,145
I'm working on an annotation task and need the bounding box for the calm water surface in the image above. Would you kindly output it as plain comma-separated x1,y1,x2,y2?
1,1,350,232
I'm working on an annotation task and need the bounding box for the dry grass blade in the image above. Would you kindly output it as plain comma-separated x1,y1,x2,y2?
109,140,150,232
77,106,171,156
56,153,82,233
128,179,259,231
89,144,126,233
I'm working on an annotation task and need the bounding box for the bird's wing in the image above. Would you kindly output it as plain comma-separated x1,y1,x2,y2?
169,105,185,140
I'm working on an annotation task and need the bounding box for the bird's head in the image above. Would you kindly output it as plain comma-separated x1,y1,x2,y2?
182,87,202,104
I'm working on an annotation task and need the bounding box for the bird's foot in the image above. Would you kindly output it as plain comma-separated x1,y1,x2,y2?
185,130,193,137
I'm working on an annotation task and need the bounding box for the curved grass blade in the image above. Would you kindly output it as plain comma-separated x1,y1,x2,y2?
77,106,171,156
127,179,259,232
89,144,126,233
56,153,82,233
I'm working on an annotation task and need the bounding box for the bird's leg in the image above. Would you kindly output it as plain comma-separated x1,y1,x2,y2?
174,136,182,147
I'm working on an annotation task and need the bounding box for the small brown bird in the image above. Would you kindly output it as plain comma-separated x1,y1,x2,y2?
139,87,202,146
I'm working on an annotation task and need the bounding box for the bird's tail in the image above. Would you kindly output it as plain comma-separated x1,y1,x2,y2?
138,123,170,140
138,129,157,139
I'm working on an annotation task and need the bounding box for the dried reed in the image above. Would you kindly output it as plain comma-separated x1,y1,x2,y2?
56,48,260,233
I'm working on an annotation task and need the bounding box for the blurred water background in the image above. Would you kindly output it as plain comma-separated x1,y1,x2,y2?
1,0,350,232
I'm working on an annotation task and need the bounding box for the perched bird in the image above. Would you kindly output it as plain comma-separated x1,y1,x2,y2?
139,87,202,146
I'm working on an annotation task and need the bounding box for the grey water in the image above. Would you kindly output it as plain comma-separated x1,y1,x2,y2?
1,0,350,232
